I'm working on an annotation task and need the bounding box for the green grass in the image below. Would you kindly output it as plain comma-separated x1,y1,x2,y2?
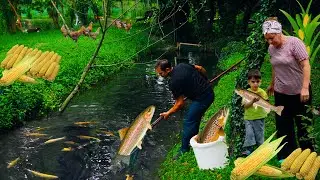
0,25,150,129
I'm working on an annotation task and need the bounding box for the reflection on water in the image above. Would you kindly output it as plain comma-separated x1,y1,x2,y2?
0,51,218,180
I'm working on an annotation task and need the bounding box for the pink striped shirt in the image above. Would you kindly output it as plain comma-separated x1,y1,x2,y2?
268,36,309,95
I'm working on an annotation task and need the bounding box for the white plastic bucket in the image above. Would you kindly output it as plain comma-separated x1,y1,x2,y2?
190,135,229,170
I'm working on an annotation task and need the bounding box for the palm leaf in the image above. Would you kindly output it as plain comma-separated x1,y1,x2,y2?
305,22,320,45
310,31,320,52
296,14,303,29
306,0,313,14
296,0,306,15
280,9,299,33
310,44,320,65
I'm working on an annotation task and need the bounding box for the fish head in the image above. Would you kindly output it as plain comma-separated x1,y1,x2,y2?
141,105,156,122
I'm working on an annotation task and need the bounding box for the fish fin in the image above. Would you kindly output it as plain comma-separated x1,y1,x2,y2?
118,127,129,141
137,141,142,149
274,106,284,116
147,123,152,130
218,128,225,136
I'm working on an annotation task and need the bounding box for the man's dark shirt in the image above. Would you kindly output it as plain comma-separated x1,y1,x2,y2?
169,63,211,100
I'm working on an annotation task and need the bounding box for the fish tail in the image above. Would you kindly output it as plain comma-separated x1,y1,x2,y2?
275,106,284,116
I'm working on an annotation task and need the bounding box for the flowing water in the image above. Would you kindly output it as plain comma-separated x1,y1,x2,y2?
0,50,218,180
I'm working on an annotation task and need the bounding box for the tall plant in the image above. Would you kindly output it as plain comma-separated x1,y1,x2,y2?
280,0,320,65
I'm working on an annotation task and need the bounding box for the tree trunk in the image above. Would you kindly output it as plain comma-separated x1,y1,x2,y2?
1,0,18,33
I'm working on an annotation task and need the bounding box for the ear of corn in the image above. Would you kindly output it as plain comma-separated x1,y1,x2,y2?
45,62,57,78
304,156,320,180
0,60,32,86
6,54,19,69
296,173,303,179
47,65,59,81
6,44,19,55
55,55,61,64
13,47,28,67
1,54,14,68
299,152,317,177
234,157,294,178
33,51,54,76
281,148,302,170
38,53,58,77
30,51,49,74
17,75,37,84
230,135,285,180
289,148,311,174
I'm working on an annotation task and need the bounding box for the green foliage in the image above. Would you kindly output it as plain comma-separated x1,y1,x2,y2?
29,19,55,30
219,41,246,60
280,0,320,65
0,25,149,129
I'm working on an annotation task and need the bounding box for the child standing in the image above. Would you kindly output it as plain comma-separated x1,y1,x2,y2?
242,69,269,156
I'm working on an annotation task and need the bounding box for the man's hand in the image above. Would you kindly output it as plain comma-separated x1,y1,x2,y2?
160,111,171,120
300,87,309,102
252,97,260,103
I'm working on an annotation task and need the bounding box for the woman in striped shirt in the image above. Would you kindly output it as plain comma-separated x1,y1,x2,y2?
262,17,313,161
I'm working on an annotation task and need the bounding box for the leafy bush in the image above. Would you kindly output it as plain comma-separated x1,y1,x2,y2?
30,19,55,30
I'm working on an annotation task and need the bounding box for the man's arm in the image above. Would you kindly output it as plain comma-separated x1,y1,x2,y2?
160,96,185,119
194,65,208,78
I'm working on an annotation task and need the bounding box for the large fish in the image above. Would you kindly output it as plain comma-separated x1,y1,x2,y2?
235,89,284,116
198,107,229,143
118,105,155,156
26,169,58,179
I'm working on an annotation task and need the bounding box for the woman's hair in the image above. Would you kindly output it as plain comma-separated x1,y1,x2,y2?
265,17,278,22
155,59,171,71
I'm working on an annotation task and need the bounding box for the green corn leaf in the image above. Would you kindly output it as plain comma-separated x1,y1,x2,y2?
310,44,320,65
296,14,303,29
306,0,313,14
310,31,320,52
310,14,320,25
280,9,299,33
305,22,320,45
296,0,306,15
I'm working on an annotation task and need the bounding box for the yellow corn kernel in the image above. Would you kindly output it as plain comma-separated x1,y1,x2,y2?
55,55,61,64
303,14,309,27
6,44,19,55
298,29,305,40
31,51,48,66
304,156,320,180
300,152,317,176
1,54,14,68
6,54,19,69
13,47,28,67
12,45,24,55
281,148,302,170
47,65,59,81
0,62,31,86
290,148,311,174
38,53,58,77
18,75,37,84
45,62,57,78
232,146,274,179
33,51,54,76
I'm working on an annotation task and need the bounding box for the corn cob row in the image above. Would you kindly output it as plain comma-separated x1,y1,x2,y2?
234,157,294,178
1,45,62,84
299,152,318,177
281,148,302,170
305,156,320,180
289,148,311,174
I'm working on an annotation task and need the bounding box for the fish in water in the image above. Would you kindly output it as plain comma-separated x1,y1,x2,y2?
7,157,20,168
64,141,78,145
198,107,229,143
74,121,97,125
35,127,50,131
26,169,58,179
118,105,155,156
78,135,101,142
126,174,134,180
25,133,47,137
61,147,73,151
44,137,66,144
99,130,115,136
235,89,284,116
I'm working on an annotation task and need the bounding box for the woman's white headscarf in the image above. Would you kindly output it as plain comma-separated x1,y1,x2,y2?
262,20,282,35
